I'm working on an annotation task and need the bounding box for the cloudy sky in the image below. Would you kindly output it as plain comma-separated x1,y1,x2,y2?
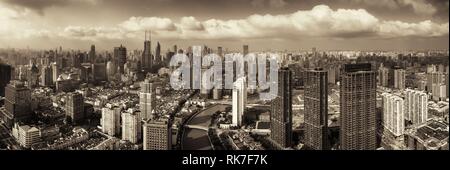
0,0,448,51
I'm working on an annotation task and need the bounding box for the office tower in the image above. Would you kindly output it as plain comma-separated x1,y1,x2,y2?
270,67,293,149
101,106,121,136
243,45,249,56
218,46,223,57
122,110,142,144
381,93,404,137
0,63,12,97
405,89,428,125
446,66,449,98
327,67,336,84
155,42,161,64
40,65,52,87
378,66,389,87
114,45,127,74
426,72,442,93
106,61,116,81
143,118,172,150
51,63,59,84
2,81,31,128
140,79,155,120
27,63,39,88
232,77,247,126
394,69,405,90
340,63,376,150
304,68,329,150
92,63,107,81
89,45,96,64
142,31,152,71
65,92,84,125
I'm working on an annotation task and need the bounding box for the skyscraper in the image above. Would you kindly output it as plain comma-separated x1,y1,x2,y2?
378,66,389,87
381,93,404,137
142,31,152,71
140,79,155,120
394,69,405,90
122,110,142,144
155,42,161,65
2,80,31,128
243,45,249,56
65,92,84,125
114,45,127,74
270,67,293,149
0,63,12,97
304,68,329,150
143,117,172,150
101,106,121,137
89,45,96,64
40,65,52,87
426,72,442,93
51,62,59,84
405,89,428,125
340,63,377,150
232,77,247,126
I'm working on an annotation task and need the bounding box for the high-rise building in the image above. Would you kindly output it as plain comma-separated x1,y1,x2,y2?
427,72,442,93
304,68,329,150
0,63,12,97
114,45,127,74
101,106,121,136
378,66,389,87
122,110,142,144
65,92,84,125
140,79,155,120
40,65,52,87
2,80,31,128
143,118,172,150
92,63,107,81
232,77,247,126
27,63,39,88
270,67,293,149
155,42,161,64
142,31,152,71
405,89,428,125
340,63,377,150
89,45,96,64
394,69,405,90
51,63,59,85
243,45,249,56
381,93,404,137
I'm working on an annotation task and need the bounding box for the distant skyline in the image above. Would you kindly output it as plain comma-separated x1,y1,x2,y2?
0,0,448,51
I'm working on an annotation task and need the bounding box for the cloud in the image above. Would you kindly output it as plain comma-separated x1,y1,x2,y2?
1,4,448,42
119,16,176,32
347,0,439,16
1,0,101,15
0,5,49,39
379,20,449,37
60,26,126,41
251,0,287,8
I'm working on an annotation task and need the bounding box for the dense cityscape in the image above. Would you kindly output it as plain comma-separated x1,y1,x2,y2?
0,0,449,151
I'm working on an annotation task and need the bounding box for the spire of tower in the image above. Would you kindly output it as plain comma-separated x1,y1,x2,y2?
145,30,147,41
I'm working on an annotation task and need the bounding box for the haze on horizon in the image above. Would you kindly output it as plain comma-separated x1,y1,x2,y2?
0,0,449,51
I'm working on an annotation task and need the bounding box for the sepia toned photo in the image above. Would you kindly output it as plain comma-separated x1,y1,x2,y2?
0,0,448,153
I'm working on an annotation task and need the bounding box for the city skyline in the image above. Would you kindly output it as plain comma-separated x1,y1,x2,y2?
0,0,449,51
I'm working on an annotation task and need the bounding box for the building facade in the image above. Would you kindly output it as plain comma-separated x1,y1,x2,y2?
304,68,329,150
340,63,377,150
270,67,293,149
